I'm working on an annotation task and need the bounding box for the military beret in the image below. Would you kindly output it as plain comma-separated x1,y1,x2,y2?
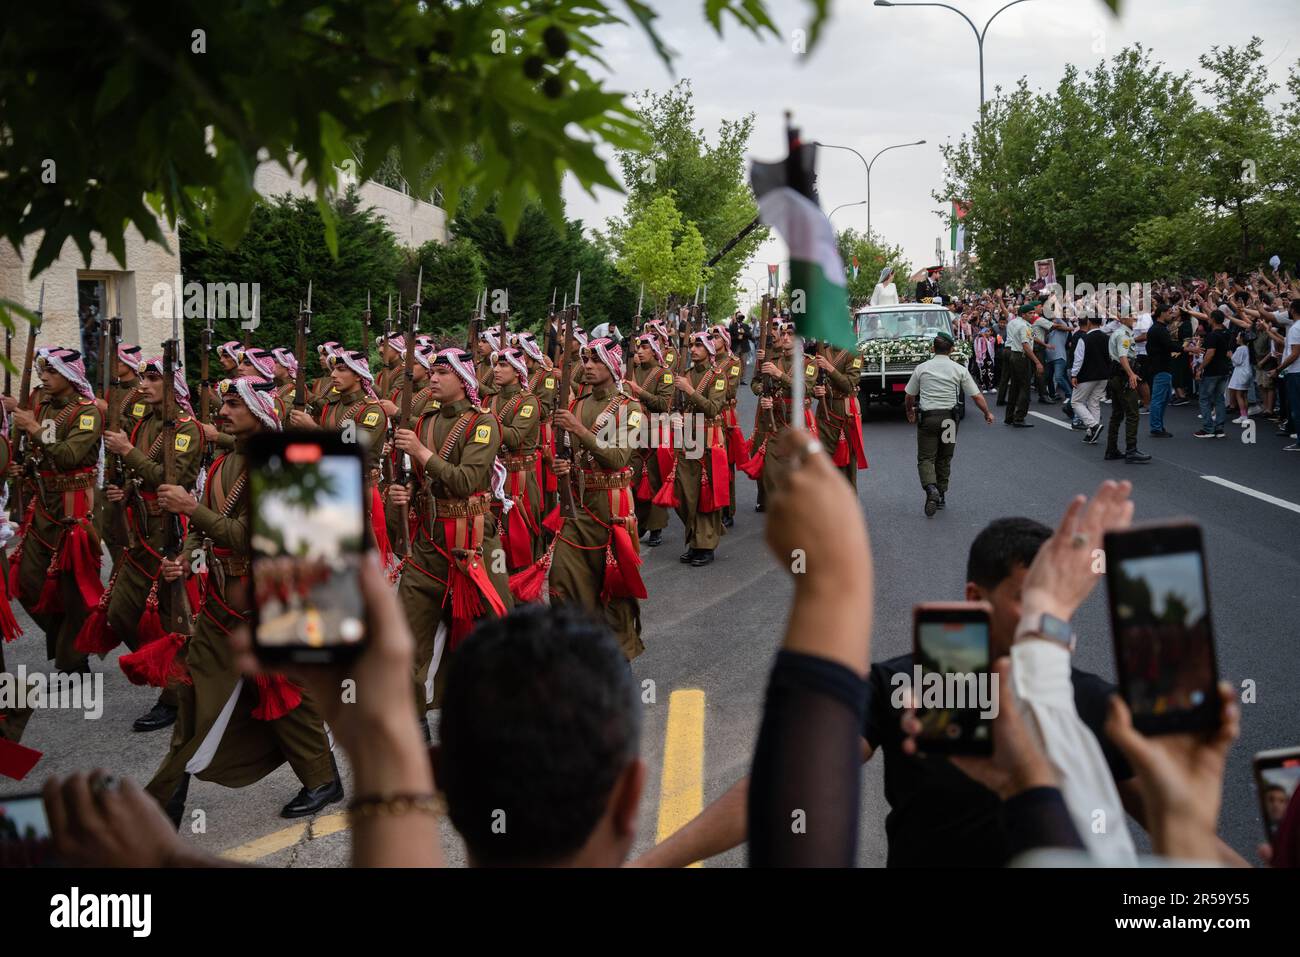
1018,303,1036,315
934,331,955,346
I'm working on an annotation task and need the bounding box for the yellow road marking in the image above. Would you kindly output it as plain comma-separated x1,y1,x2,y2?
219,812,353,862
655,689,705,867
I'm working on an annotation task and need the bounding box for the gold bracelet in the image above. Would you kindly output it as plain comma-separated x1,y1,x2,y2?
348,793,444,821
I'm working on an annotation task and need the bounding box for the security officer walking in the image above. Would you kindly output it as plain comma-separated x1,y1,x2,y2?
1003,305,1041,427
1103,313,1152,464
904,332,995,517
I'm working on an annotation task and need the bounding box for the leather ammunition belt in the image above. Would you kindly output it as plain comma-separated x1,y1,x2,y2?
504,451,539,470
433,496,491,518
39,470,96,492
213,547,251,577
580,469,632,490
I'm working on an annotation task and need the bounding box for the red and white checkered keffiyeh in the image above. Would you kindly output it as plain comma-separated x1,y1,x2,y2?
517,331,550,367
433,348,480,406
220,376,282,431
138,355,195,415
584,337,624,382
217,340,243,364
709,324,731,351
690,331,716,356
635,333,664,365
37,347,95,400
117,343,142,368
271,347,298,377
495,347,529,381
242,347,276,380
331,350,378,399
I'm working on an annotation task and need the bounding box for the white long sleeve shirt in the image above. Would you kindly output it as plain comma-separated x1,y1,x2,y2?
870,282,899,306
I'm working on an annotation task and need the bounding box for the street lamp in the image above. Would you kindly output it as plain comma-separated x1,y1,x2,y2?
829,200,867,222
874,0,1035,111
816,140,926,241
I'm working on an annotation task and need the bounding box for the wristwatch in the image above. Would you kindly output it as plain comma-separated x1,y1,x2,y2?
1014,611,1076,652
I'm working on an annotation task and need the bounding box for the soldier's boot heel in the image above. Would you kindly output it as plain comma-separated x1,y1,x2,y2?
165,773,191,831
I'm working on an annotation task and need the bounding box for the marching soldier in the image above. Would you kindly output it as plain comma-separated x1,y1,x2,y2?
812,339,869,486
146,376,342,822
288,348,393,564
0,408,30,744
236,345,275,382
564,326,589,401
624,333,673,547
374,334,405,400
87,355,204,732
473,327,501,399
93,343,145,562
903,331,995,516
490,348,543,571
665,331,729,567
389,349,512,715
545,338,646,660
709,324,746,527
4,348,105,675
518,332,558,513
744,320,817,503
311,341,340,408
270,347,299,411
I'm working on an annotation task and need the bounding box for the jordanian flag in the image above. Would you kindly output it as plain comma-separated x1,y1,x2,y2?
750,140,855,350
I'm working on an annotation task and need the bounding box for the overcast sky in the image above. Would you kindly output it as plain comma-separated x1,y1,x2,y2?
561,0,1300,307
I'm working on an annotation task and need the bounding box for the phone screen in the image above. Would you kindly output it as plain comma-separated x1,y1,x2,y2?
250,435,367,661
914,608,993,754
0,794,53,867
1256,751,1300,842
1107,527,1218,733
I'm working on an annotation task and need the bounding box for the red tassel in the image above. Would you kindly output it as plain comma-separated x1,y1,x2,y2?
31,568,61,615
701,445,730,511
60,524,104,610
119,632,191,688
138,588,166,649
0,562,22,644
505,504,534,570
542,504,564,534
369,486,393,567
601,524,647,601
833,434,850,467
726,425,749,464
739,441,767,480
508,556,548,603
651,456,680,508
7,554,22,603
848,400,868,470
635,468,654,500
252,675,302,721
73,604,119,656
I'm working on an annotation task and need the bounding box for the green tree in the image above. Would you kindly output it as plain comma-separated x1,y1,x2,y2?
615,194,708,309
836,228,912,306
406,237,486,338
611,80,768,318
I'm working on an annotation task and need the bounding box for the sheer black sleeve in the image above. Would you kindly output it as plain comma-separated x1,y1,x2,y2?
1001,786,1085,860
747,650,868,867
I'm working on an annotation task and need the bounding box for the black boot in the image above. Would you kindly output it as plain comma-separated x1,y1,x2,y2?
164,773,191,831
646,529,663,547
133,699,178,733
721,514,735,528
679,549,697,564
281,754,344,819
924,484,941,518
690,549,715,567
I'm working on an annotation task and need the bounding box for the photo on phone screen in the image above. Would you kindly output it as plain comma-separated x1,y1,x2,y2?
250,433,367,662
0,794,54,867
1255,748,1300,843
1105,523,1219,735
913,603,993,755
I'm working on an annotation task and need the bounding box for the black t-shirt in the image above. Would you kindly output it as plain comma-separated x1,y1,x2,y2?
1146,321,1174,375
1204,328,1233,376
862,653,1133,867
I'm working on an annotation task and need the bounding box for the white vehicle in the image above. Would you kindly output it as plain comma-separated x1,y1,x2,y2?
854,303,972,417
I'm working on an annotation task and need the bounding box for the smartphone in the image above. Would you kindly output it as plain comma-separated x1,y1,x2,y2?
1254,747,1300,843
912,602,994,755
1105,522,1220,735
248,431,369,664
0,792,53,867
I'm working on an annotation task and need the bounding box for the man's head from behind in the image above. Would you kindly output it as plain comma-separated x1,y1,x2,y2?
964,517,1052,657
438,605,644,867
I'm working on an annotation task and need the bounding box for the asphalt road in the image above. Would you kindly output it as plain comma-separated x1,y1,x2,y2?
3,381,1297,867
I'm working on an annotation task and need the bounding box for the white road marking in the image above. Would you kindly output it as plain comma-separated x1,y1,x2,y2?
1200,475,1300,515
1027,410,1072,430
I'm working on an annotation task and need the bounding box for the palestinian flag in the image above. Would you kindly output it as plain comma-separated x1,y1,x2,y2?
751,146,854,350
950,200,970,253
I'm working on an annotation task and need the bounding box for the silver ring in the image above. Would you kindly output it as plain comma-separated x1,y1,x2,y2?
91,774,120,797
792,438,823,467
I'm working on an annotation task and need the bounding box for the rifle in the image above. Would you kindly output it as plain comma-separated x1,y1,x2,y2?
362,290,372,366
635,283,644,331
104,298,130,547
381,293,395,494
12,282,43,519
161,316,191,632
759,295,776,430
394,268,421,558
294,282,312,415
499,288,510,352
545,287,558,361
554,276,579,519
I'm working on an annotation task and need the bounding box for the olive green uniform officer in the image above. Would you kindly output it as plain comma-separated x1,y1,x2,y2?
389,349,512,714
8,349,105,675
1031,312,1054,401
97,357,204,732
518,332,559,515
623,334,674,547
0,426,32,743
93,345,144,564
490,348,543,571
671,332,728,567
812,343,867,487
1003,307,1040,426
146,377,340,823
749,320,818,503
904,332,995,517
1104,315,1151,464
548,339,646,661
707,326,745,527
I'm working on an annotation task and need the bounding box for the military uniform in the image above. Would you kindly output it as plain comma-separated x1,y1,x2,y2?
905,354,981,504
398,397,512,711
490,382,542,572
669,360,728,560
145,445,335,809
0,433,31,744
547,382,646,660
814,346,868,486
746,350,817,502
714,350,746,520
1003,316,1034,424
375,360,403,403
1105,323,1146,460
94,377,145,563
316,386,391,561
628,360,674,535
10,391,104,672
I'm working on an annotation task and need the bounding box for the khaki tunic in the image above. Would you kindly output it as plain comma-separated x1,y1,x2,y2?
673,362,727,551
146,447,333,802
13,392,103,671
548,383,645,660
716,352,744,516
398,398,512,712
814,347,866,485
628,362,674,533
491,383,543,570
94,378,145,559
749,351,817,500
